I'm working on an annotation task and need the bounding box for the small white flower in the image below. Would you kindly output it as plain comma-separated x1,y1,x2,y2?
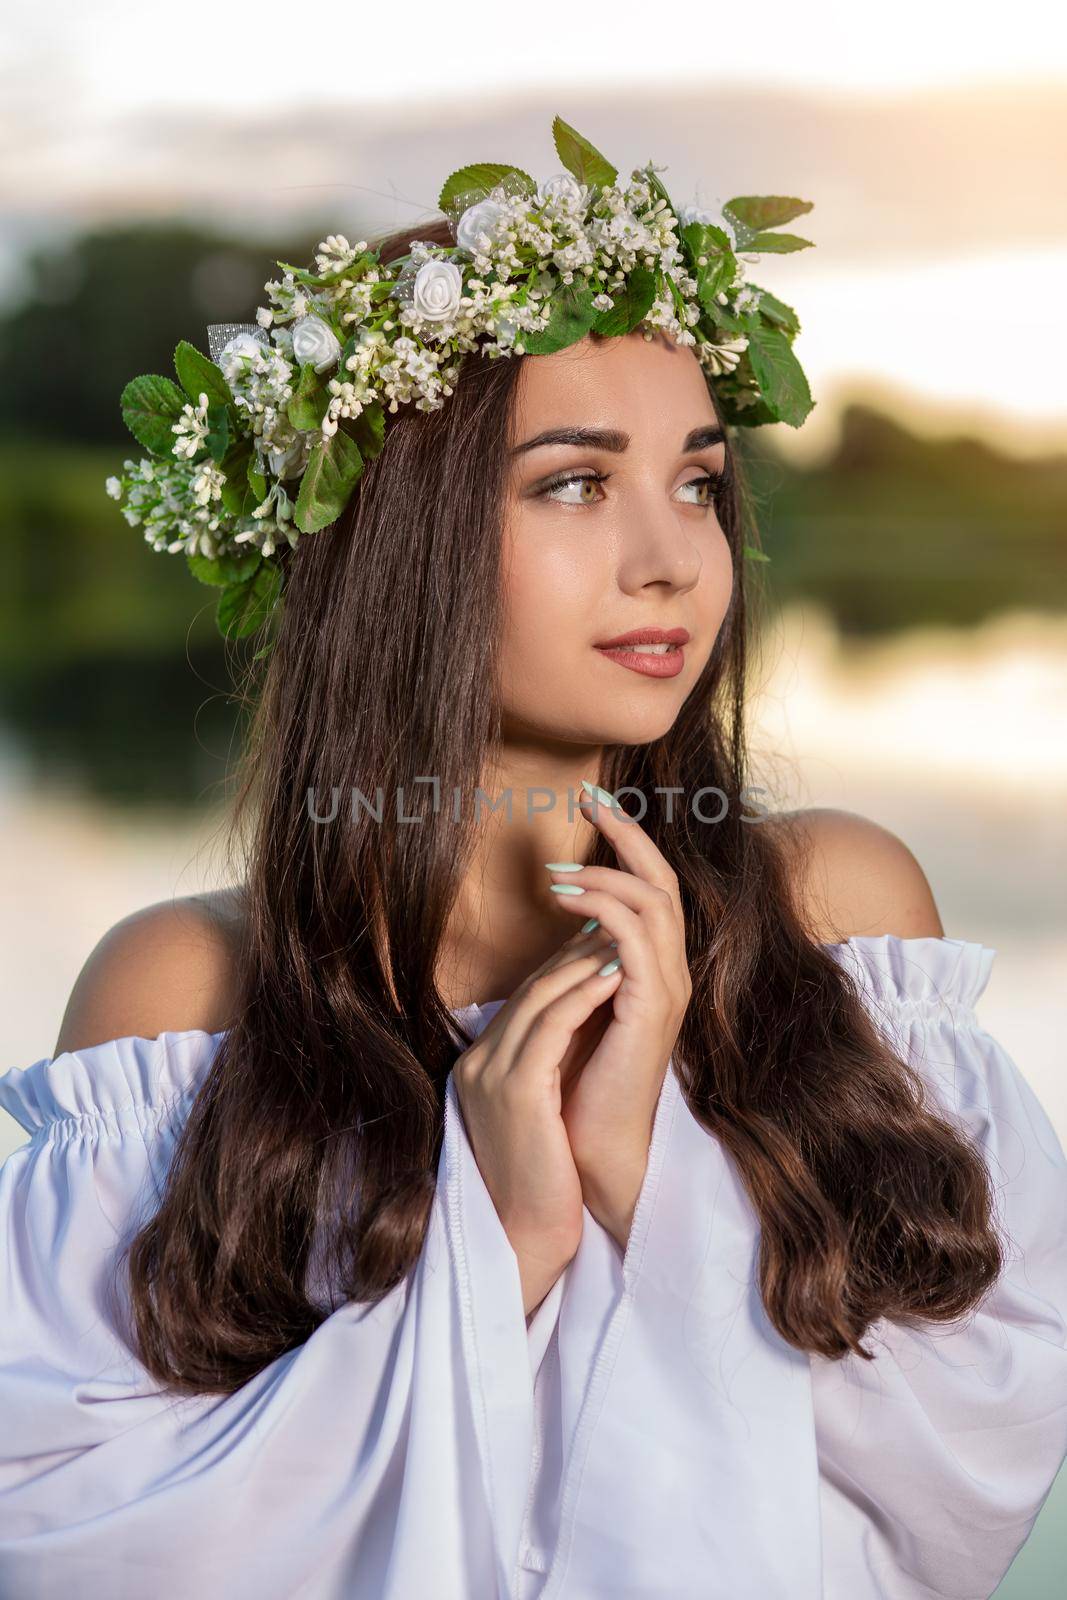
291,314,342,373
700,333,749,376
455,199,508,256
172,394,210,459
412,259,464,322
105,476,122,499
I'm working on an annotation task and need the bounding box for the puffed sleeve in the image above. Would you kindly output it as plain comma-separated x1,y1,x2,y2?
516,937,1067,1600
0,1030,558,1599
812,935,1067,1600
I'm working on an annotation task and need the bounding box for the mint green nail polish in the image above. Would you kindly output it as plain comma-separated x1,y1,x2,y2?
550,883,585,896
580,917,600,932
598,956,622,976
580,779,616,807
544,861,583,871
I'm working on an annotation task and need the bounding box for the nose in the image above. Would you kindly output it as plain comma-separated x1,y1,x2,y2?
614,486,704,596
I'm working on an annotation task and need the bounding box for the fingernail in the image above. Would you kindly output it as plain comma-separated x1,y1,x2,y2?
580,779,616,807
550,883,585,896
597,956,622,976
544,861,583,871
580,917,600,932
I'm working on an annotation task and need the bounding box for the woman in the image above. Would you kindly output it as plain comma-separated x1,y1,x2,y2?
2,139,1066,1598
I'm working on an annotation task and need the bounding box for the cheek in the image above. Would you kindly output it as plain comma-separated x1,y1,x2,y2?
700,531,735,624
498,527,605,688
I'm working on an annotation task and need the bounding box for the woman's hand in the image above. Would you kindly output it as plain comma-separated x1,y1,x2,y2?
546,783,693,1254
451,928,623,1318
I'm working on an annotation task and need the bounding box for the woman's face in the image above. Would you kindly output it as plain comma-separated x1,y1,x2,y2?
499,328,733,750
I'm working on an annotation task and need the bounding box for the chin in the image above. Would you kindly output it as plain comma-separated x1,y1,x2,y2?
582,704,685,746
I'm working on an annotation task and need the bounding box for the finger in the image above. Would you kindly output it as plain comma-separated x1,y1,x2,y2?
545,888,665,1000
513,963,625,1085
474,941,623,1077
547,861,677,929
578,783,683,913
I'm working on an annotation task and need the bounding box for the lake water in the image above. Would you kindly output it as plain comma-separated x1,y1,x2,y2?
2,602,1064,1155
1,602,1064,1594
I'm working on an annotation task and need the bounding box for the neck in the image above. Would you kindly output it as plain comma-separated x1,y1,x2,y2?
436,736,608,1010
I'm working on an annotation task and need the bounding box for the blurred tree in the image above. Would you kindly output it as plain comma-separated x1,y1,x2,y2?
0,222,325,445
0,223,1064,804
738,405,1067,635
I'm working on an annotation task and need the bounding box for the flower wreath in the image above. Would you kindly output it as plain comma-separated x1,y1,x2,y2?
106,115,815,640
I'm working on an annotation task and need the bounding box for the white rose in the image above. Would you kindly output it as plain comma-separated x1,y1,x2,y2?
454,199,508,256
412,260,463,323
537,173,586,209
291,315,342,373
267,438,307,479
220,331,266,362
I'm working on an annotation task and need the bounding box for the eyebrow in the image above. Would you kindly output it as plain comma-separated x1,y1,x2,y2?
509,424,725,458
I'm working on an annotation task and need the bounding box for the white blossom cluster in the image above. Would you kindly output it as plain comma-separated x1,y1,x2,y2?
107,159,775,573
105,453,299,562
106,456,226,558
249,165,763,445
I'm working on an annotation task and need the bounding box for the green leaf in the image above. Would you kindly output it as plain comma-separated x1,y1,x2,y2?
722,196,813,232
276,251,376,289
519,281,597,355
682,223,738,308
340,398,386,461
716,391,781,429
217,562,282,639
186,548,262,588
591,266,657,337
247,460,266,503
643,165,678,216
251,639,274,663
218,437,255,515
742,323,814,429
551,115,618,189
745,230,814,254
748,286,799,337
294,430,364,535
119,374,187,456
287,362,331,431
204,402,231,463
438,162,536,215
698,299,746,338
174,339,233,409
742,544,772,563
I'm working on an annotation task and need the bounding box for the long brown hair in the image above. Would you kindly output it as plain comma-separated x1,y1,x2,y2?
123,218,1004,1395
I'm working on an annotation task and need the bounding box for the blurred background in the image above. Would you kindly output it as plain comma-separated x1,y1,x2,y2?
1,5,1064,1589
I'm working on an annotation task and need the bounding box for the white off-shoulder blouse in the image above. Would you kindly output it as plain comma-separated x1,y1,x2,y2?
0,933,1065,1599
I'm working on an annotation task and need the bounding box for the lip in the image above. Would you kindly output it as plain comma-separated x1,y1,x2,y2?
593,627,690,648
593,626,689,680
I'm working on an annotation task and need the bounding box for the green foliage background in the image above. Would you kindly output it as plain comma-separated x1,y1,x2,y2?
0,223,1064,805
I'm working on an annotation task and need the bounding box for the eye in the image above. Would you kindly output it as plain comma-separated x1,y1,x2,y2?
538,470,609,506
677,469,730,507
535,467,731,509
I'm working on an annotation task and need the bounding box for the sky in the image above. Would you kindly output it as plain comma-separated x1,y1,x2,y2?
6,1,1067,108
2,2,1066,459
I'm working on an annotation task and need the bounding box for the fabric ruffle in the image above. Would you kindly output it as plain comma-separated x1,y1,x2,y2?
1,934,1064,1599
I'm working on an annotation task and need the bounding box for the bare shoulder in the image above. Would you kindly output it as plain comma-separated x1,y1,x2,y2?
766,806,945,945
53,886,249,1056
